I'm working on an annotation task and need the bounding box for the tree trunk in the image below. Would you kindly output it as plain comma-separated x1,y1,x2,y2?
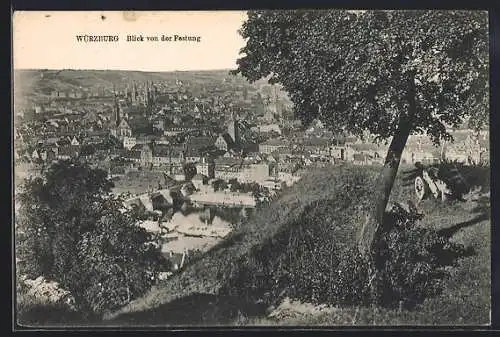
357,116,413,258
357,75,417,304
356,119,412,305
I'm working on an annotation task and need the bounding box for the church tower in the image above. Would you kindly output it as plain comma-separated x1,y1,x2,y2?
132,81,137,103
143,81,148,105
114,101,121,127
150,81,156,102
227,111,239,144
112,86,120,127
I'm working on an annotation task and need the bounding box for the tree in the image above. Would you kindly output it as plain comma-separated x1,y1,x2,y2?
183,162,197,181
79,144,96,157
228,178,240,192
212,179,228,192
100,134,122,151
16,160,166,315
232,10,488,300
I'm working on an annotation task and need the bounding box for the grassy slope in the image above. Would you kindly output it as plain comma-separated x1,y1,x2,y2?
103,163,490,326
248,201,491,326
241,166,491,326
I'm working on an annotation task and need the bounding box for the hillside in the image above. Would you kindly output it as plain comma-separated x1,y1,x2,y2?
13,69,292,109
12,69,233,105
89,163,490,327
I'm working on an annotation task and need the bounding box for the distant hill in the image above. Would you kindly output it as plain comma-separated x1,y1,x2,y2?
13,68,257,107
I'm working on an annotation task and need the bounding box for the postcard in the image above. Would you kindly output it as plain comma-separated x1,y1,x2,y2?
13,10,491,328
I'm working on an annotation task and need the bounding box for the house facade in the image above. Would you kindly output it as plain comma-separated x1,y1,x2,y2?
140,144,185,167
259,138,289,154
195,157,215,179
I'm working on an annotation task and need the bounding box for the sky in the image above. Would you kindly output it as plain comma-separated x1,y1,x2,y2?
13,11,248,72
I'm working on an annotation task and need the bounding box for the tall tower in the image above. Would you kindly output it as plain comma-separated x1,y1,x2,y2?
227,111,239,144
151,81,156,102
111,85,120,127
143,81,148,105
147,81,152,105
132,81,137,102
113,96,121,127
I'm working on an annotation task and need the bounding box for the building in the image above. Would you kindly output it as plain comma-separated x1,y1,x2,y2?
252,123,282,135
215,133,235,152
261,178,284,191
83,111,99,124
277,171,302,187
116,119,132,139
111,95,121,127
330,146,349,161
153,119,165,132
352,153,371,165
237,163,271,183
56,145,79,160
123,136,137,150
214,157,243,180
300,137,332,155
213,157,271,183
140,143,185,168
164,127,196,136
184,136,216,162
31,148,57,163
70,136,80,146
259,138,289,154
191,173,208,190
126,150,142,163
195,157,215,179
140,144,154,166
34,105,44,114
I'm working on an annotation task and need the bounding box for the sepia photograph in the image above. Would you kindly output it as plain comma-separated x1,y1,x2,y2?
12,10,491,328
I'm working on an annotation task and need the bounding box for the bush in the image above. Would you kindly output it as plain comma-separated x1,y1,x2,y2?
220,171,468,310
375,203,469,309
16,160,166,318
18,302,87,326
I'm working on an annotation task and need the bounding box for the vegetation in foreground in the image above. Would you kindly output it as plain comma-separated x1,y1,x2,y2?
103,163,489,326
232,11,489,281
16,160,169,326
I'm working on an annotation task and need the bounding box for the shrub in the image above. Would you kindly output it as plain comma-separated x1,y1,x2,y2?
375,203,469,309
16,160,166,318
18,302,87,326
220,171,469,310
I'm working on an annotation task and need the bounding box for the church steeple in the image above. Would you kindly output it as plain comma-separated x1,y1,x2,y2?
227,111,239,144
113,86,120,127
132,81,137,102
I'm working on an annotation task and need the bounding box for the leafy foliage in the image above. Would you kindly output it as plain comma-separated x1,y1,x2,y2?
184,162,197,181
99,134,123,151
79,144,97,157
233,10,489,279
16,160,167,315
233,10,488,144
374,203,470,309
227,179,264,196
